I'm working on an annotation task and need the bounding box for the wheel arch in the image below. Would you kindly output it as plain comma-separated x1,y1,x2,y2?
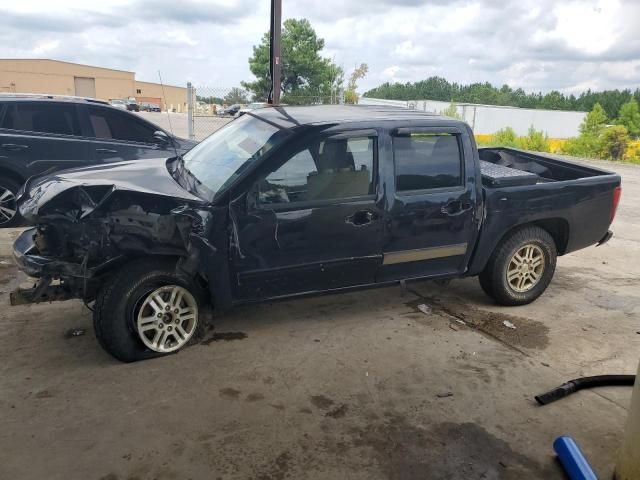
469,217,569,275
0,167,25,188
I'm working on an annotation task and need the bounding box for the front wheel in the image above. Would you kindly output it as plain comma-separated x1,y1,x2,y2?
0,177,22,228
93,258,206,362
479,226,557,306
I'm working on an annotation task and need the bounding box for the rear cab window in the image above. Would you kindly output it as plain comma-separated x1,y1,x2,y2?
393,132,463,193
87,106,158,144
0,102,81,136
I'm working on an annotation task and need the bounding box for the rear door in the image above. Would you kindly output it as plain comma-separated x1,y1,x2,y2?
378,126,481,281
230,128,384,300
83,105,175,162
0,101,92,177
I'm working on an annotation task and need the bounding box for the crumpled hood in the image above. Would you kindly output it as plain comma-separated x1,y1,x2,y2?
19,157,204,220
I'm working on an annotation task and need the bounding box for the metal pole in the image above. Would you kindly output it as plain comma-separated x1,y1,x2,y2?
187,82,194,140
269,0,282,105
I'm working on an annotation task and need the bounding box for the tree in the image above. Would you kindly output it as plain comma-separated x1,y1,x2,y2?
616,99,640,137
344,63,368,104
579,103,608,137
223,88,248,105
242,18,344,104
197,95,224,105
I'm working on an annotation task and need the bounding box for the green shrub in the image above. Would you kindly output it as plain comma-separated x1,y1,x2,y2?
493,127,518,147
561,135,600,158
516,126,550,152
441,103,461,120
616,100,640,138
598,125,630,160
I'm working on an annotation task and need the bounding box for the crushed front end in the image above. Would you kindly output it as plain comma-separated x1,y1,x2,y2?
10,158,221,306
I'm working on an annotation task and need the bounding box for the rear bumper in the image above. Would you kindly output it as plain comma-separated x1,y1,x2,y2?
597,230,613,246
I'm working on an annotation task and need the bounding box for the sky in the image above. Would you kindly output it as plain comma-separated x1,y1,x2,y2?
1,0,639,95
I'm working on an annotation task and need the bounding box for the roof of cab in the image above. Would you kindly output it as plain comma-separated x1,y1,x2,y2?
250,104,460,129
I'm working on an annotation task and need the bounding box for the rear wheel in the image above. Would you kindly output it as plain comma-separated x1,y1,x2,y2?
93,258,206,362
479,226,557,306
0,177,22,228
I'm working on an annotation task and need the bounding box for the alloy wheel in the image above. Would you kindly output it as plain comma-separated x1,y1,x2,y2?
136,285,198,353
506,244,545,293
0,187,17,225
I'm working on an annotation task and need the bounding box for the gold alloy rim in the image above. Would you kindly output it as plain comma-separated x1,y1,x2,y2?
506,244,545,293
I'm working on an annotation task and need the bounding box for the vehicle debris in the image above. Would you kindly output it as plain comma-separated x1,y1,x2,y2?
64,328,86,338
436,392,454,398
417,304,432,315
502,320,517,329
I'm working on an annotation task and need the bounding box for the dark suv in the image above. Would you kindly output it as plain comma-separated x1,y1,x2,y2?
0,94,197,227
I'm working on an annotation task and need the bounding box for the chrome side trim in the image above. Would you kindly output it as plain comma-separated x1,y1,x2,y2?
383,243,468,265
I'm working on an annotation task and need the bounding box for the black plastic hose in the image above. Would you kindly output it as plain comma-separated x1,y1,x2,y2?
535,375,636,405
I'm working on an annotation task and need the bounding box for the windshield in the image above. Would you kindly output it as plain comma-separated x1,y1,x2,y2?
182,114,289,199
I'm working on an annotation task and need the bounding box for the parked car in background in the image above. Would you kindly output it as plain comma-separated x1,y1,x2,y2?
10,105,621,362
238,102,269,116
126,100,140,112
0,94,197,226
140,103,161,112
109,99,127,110
219,104,241,117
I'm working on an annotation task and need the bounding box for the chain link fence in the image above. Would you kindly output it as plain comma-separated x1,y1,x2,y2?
186,84,344,141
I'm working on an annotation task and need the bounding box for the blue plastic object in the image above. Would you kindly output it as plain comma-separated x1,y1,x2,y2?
553,436,598,480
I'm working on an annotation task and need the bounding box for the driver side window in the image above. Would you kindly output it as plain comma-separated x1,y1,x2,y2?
259,135,375,206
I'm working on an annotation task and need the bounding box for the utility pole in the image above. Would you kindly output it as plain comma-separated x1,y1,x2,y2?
269,0,282,105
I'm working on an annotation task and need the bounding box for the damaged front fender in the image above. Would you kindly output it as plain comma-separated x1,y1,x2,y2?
13,158,231,306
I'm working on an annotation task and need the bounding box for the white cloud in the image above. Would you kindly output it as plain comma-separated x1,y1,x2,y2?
32,40,60,55
1,0,639,95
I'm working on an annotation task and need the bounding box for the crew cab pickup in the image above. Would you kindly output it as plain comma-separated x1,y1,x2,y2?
11,106,622,362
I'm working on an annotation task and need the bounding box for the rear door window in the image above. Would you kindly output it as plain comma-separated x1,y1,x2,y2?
393,133,462,192
0,103,81,136
87,107,158,144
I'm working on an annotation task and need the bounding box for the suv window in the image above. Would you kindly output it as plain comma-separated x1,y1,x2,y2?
88,107,158,143
259,135,375,205
0,103,80,136
393,133,462,191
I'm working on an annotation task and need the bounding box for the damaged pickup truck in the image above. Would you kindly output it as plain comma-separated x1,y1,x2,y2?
12,106,622,362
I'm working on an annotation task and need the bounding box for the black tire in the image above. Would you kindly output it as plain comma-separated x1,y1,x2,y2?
93,257,207,362
0,177,22,228
479,226,557,306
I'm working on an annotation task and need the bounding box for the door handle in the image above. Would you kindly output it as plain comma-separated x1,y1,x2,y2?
441,200,473,216
1,143,29,151
345,210,377,226
96,148,118,154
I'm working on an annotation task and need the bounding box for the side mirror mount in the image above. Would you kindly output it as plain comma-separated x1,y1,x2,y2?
153,130,170,145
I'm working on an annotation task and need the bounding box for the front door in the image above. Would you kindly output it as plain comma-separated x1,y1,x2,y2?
230,129,383,300
378,127,481,281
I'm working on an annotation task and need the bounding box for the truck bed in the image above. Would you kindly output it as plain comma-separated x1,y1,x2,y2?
467,147,621,276
478,147,612,184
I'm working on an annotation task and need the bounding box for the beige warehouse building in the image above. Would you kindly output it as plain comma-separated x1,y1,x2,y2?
0,59,187,112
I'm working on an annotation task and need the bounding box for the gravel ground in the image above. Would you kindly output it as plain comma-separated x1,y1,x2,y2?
0,158,638,479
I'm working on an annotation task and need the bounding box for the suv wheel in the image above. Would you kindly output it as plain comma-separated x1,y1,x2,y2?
93,258,206,362
479,226,557,306
0,177,22,228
